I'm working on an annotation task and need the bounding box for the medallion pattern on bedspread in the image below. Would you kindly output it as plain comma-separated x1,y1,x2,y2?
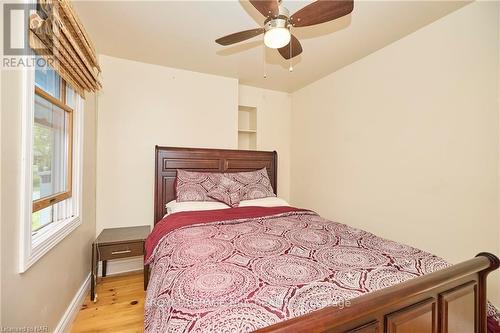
145,210,500,333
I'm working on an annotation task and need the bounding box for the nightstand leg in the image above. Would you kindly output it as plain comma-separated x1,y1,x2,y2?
91,243,96,301
102,260,107,277
144,264,149,290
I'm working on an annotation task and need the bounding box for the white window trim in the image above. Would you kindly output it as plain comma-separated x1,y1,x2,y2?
19,66,84,273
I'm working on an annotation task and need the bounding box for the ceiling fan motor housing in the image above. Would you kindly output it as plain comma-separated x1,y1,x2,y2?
277,4,289,18
264,4,290,31
264,17,289,32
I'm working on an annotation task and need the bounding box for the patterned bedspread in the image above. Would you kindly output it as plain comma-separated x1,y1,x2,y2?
144,206,500,333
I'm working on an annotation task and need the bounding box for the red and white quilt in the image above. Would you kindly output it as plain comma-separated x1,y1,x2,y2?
144,206,500,333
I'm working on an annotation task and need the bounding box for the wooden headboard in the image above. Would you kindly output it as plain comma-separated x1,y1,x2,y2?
154,146,278,224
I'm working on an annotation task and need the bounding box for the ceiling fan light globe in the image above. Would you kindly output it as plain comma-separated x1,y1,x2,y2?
264,28,291,49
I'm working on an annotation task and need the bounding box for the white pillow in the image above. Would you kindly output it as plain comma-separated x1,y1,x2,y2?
164,197,290,217
165,200,230,215
238,197,290,207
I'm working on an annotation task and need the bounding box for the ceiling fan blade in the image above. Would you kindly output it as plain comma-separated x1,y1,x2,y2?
215,28,265,46
278,35,303,60
290,0,354,27
249,0,279,17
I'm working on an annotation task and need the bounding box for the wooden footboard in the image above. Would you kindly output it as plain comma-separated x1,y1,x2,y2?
257,252,499,333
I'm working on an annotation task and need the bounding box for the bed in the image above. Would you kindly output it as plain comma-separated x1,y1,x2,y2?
145,146,500,333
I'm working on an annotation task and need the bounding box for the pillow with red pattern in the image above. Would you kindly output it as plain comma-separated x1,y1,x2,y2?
175,170,221,202
224,168,275,200
207,176,246,207
176,168,275,203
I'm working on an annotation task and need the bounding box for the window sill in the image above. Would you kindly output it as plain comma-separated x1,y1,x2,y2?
20,215,81,273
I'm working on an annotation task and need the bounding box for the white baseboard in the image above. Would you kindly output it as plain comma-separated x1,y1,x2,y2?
97,257,143,276
52,259,142,333
54,273,90,333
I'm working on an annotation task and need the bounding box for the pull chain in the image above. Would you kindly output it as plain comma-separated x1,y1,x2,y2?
263,35,267,78
289,25,293,72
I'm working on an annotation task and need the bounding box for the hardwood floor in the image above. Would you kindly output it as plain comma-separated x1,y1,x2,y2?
71,272,145,333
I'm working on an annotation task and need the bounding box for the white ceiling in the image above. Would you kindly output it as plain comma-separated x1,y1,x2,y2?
74,0,468,92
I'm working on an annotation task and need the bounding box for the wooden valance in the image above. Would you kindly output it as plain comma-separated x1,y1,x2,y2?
29,0,101,96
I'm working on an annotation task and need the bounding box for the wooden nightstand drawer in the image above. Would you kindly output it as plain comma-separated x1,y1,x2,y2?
98,241,144,260
91,226,150,301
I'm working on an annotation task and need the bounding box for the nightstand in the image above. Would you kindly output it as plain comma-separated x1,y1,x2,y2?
91,225,151,301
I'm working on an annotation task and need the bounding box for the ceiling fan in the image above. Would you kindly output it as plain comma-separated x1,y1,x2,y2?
215,0,354,60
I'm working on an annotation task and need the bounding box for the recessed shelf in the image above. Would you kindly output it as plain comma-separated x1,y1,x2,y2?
238,105,257,150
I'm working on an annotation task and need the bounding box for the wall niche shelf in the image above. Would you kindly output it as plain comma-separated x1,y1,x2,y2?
238,105,257,150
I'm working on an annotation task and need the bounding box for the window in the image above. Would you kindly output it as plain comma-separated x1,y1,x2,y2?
32,67,73,233
20,59,84,272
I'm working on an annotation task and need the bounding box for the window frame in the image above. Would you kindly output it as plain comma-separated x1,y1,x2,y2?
19,63,84,273
32,82,74,214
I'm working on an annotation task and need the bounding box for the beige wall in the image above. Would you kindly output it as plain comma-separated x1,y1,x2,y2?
238,85,292,201
0,4,3,326
291,2,500,304
0,69,2,328
95,55,238,233
495,3,500,309
95,56,293,236
0,69,98,330
0,68,2,333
